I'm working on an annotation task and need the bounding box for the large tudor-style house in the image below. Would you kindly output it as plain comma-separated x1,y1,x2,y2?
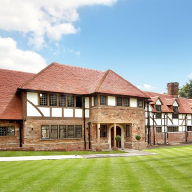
0,62,192,151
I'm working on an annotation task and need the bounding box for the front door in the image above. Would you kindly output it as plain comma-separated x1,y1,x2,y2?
111,126,121,148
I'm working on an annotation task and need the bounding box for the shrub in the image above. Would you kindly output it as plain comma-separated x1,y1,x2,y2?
115,135,121,142
135,135,141,141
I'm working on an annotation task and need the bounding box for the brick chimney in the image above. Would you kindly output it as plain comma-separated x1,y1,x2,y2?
167,82,179,98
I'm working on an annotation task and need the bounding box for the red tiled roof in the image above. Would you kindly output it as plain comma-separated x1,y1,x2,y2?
96,70,148,97
145,91,192,114
21,62,148,98
177,97,192,114
144,91,174,113
0,69,34,120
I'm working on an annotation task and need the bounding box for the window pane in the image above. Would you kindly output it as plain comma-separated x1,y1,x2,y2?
67,96,74,107
126,125,130,137
156,105,161,112
187,126,192,131
49,94,57,106
117,97,122,106
173,106,178,113
7,127,15,136
59,125,66,138
156,127,162,133
100,96,106,105
42,125,49,139
173,113,178,119
76,96,82,108
0,127,6,136
59,95,66,107
94,96,98,106
68,125,74,138
51,125,58,139
168,126,178,132
124,98,129,107
40,93,48,106
138,99,143,108
100,125,107,137
156,113,161,119
75,125,82,138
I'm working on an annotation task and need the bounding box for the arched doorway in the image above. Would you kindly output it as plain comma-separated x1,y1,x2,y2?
109,125,124,149
111,126,121,148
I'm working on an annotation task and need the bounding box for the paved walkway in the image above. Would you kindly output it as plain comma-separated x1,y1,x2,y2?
0,149,156,162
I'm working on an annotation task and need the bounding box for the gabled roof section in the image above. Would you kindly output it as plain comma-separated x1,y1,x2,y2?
165,98,177,106
21,62,105,94
96,70,148,98
21,63,148,98
149,96,163,105
144,91,174,113
0,68,34,120
145,91,192,114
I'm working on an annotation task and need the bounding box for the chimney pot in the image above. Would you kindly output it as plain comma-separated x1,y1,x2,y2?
167,82,179,98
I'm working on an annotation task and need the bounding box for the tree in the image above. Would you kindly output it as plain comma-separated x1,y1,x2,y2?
179,80,192,99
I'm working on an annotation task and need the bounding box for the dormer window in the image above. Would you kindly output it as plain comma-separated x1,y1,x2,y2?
156,105,161,112
155,105,161,119
173,106,178,119
173,106,178,113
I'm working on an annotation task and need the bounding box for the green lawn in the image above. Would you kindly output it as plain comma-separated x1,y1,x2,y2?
0,145,192,192
0,150,125,157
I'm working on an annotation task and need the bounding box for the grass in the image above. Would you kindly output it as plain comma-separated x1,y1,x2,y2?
0,145,192,192
0,150,126,157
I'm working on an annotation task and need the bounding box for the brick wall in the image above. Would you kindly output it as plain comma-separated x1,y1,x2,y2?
90,106,147,150
23,118,90,151
0,121,20,149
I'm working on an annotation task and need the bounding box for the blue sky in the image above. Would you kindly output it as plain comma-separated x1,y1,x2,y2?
0,0,192,93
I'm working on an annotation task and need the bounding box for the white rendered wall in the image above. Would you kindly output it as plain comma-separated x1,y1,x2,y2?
130,98,137,107
156,119,161,126
156,99,161,105
167,119,172,126
27,102,41,117
64,108,73,117
75,109,83,118
52,108,62,117
179,120,183,125
173,119,179,125
168,113,172,119
173,101,178,106
27,92,38,105
85,109,89,118
108,96,116,106
38,107,50,117
85,97,89,108
179,126,183,132
188,120,192,126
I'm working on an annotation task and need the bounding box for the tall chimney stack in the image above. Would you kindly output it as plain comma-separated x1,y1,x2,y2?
167,82,179,98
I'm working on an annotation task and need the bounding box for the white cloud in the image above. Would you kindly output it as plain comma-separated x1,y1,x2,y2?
144,84,156,89
0,0,118,49
138,84,156,90
188,73,192,79
67,48,80,55
0,36,46,73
